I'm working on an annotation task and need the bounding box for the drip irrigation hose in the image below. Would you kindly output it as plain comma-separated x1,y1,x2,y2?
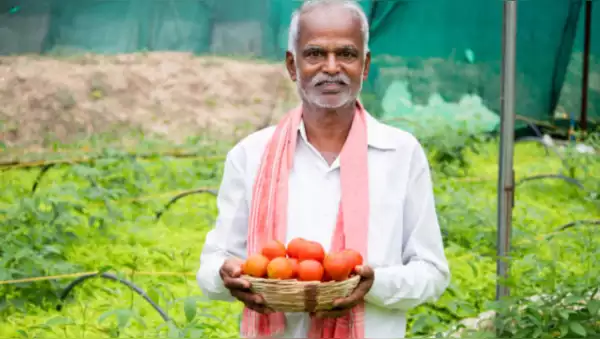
155,188,217,221
56,272,170,322
515,174,584,190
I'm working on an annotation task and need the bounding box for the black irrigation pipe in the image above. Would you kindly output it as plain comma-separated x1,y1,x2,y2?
56,272,170,322
0,151,221,170
545,220,600,241
28,155,127,194
155,188,218,221
515,174,585,190
31,163,55,194
555,219,600,233
26,153,219,194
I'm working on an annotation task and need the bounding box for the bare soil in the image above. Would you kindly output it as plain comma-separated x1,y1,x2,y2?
0,52,298,149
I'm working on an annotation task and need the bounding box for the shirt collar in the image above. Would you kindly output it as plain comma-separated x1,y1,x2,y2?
298,111,398,151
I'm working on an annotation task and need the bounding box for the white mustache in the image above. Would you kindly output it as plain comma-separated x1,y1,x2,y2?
309,73,351,87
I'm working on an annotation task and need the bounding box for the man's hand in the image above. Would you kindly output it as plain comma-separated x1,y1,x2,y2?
219,257,274,314
314,265,375,318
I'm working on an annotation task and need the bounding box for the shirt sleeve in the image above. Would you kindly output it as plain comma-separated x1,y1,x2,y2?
196,143,249,302
364,140,451,311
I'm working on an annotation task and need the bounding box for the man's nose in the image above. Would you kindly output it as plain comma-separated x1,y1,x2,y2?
322,53,340,75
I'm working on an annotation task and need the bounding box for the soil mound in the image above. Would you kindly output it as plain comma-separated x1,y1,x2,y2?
0,52,298,148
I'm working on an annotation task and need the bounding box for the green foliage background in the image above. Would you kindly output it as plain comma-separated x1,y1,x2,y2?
0,124,598,338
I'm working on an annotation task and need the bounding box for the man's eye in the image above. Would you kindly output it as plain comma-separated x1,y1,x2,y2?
339,51,356,59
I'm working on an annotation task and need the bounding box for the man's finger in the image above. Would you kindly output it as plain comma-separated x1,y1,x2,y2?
223,276,251,290
231,291,274,314
220,263,242,279
355,265,374,279
230,265,242,277
331,294,358,310
230,289,265,305
332,277,374,309
220,257,245,279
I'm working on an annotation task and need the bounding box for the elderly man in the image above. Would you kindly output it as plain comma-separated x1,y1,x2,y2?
196,0,450,338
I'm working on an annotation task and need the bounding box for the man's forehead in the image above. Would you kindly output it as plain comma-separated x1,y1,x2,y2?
297,5,363,45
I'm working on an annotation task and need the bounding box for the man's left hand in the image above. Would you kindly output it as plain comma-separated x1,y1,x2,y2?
313,265,375,319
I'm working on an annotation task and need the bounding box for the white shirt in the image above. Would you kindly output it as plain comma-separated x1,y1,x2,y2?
196,112,451,338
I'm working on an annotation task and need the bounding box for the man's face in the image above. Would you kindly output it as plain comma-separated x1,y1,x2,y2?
286,7,371,109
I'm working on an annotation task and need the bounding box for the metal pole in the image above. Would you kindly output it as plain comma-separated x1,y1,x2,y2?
497,0,517,302
580,0,592,134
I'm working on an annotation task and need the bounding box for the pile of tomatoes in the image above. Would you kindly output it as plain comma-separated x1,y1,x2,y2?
241,238,363,282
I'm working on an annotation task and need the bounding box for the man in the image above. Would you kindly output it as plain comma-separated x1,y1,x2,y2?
196,0,450,338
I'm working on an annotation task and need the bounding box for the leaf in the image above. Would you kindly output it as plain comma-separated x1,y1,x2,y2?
45,316,74,326
108,328,119,338
98,310,117,324
559,323,569,337
569,322,587,337
124,262,139,271
15,330,28,338
446,300,458,313
467,260,478,276
116,309,132,329
148,288,160,305
525,314,542,327
42,245,62,255
410,315,428,334
97,266,112,275
184,297,197,323
13,247,32,261
565,295,583,304
559,309,570,320
167,320,181,338
97,309,132,329
588,300,600,316
197,312,219,320
186,329,204,337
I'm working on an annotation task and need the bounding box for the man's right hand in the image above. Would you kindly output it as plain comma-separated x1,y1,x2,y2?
219,257,274,314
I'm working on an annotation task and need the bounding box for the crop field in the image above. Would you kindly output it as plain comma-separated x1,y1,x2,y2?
1,128,599,338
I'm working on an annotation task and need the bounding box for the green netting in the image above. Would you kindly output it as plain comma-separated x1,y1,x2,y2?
1,0,598,135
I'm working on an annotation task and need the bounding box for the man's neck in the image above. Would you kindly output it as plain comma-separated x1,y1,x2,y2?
302,101,356,158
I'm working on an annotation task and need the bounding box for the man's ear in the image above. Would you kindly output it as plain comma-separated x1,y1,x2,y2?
362,51,371,81
285,51,297,82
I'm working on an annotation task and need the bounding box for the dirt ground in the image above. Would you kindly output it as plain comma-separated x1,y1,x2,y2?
1,51,597,151
0,52,299,149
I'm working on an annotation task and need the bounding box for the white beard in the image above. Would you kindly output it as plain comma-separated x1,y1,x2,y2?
295,66,363,109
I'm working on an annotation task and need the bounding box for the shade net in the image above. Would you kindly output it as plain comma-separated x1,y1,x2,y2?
1,0,598,136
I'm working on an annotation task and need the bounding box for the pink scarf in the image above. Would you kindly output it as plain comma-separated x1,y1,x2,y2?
241,100,369,339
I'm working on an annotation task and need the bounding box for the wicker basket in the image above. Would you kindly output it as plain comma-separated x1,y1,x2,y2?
242,275,361,312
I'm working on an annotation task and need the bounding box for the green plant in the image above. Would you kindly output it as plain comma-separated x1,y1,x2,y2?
416,120,489,177
0,128,598,339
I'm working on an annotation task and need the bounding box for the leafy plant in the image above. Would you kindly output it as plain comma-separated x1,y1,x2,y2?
417,119,489,176
0,127,597,339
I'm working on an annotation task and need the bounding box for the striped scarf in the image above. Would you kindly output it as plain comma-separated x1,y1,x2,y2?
240,100,369,339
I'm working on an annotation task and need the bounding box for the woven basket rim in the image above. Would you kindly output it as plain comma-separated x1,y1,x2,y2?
240,275,361,312
242,274,360,286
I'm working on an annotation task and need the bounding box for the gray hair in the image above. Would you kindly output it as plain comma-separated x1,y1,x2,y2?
287,0,370,58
